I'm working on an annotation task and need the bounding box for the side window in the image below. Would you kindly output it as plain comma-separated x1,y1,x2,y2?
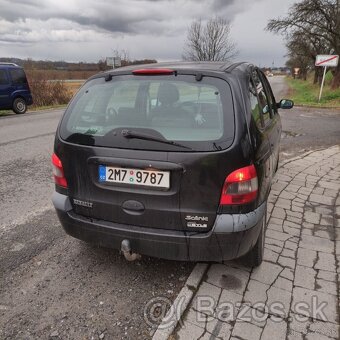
260,72,277,116
251,69,271,126
0,70,9,85
249,78,262,129
9,69,27,84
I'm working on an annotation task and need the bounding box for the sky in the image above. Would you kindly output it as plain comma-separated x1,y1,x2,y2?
0,0,297,67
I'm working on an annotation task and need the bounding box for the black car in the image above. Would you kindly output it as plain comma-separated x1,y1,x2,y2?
52,62,293,266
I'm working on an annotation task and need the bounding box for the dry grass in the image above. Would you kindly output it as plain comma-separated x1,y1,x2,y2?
64,81,85,96
26,70,73,108
25,69,93,107
25,69,97,80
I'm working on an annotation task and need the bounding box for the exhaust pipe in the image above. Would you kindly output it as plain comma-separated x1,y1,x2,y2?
121,239,141,261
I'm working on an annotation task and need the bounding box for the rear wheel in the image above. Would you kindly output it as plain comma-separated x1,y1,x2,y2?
12,97,27,114
243,204,267,267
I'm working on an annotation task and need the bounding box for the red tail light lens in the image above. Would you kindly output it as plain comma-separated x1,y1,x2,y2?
52,153,68,188
132,68,174,75
220,165,258,205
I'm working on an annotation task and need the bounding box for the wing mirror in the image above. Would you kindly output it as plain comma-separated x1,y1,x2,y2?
277,99,294,109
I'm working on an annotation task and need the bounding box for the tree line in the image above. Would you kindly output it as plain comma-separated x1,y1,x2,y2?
267,0,340,88
182,1,339,89
0,57,157,72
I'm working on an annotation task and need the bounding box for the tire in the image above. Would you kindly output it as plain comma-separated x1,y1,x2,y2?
243,204,267,267
12,97,27,114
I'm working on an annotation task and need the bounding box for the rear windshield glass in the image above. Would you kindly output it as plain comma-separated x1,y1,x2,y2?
0,70,9,84
9,69,27,84
60,74,234,152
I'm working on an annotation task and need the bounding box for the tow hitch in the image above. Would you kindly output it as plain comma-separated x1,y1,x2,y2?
121,239,141,261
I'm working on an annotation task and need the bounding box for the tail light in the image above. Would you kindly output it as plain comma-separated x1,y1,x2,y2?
220,165,258,205
52,153,68,188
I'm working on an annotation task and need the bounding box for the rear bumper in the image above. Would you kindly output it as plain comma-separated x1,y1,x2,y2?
53,192,266,262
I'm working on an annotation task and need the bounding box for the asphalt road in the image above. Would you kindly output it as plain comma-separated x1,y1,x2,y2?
0,76,339,339
0,109,62,229
269,76,340,159
0,110,194,339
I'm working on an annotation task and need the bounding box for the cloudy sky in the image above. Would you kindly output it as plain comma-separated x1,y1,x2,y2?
0,0,297,66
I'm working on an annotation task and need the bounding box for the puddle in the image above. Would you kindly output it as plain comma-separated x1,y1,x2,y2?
219,274,242,289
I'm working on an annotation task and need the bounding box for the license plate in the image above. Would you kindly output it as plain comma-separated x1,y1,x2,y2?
98,165,170,189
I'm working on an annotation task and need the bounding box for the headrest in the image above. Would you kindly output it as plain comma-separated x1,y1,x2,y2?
158,83,179,105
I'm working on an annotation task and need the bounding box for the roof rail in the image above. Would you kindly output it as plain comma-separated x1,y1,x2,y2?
0,62,19,67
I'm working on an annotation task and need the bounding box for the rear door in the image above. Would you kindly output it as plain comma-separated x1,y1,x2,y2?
58,72,235,232
8,68,30,96
259,71,281,173
0,69,12,108
250,69,274,195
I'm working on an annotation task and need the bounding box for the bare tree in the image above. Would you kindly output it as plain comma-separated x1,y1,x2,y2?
183,17,238,62
285,30,329,84
267,0,340,88
286,54,310,80
112,49,130,67
97,58,108,71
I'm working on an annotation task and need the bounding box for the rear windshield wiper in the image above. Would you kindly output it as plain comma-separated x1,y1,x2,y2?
121,129,192,150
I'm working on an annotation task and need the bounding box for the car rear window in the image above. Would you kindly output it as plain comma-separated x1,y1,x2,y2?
60,74,234,152
0,70,9,85
9,68,27,84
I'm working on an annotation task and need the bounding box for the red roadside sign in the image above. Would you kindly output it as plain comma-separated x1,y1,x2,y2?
315,55,339,102
315,55,339,67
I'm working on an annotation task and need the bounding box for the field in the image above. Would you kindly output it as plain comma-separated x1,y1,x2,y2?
64,81,85,96
26,69,97,81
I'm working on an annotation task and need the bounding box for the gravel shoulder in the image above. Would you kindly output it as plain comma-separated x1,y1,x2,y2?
0,209,193,340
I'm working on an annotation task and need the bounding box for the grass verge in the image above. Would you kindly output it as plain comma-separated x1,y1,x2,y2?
285,74,340,108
